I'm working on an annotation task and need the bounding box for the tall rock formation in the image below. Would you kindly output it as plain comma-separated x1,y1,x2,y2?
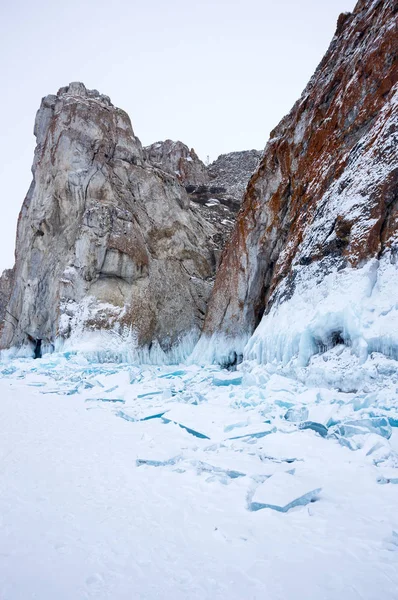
207,150,262,209
199,0,398,367
1,83,218,356
145,141,261,248
145,140,261,209
0,268,15,336
144,140,209,188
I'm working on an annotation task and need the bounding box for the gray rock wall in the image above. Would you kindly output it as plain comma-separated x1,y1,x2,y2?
1,83,218,354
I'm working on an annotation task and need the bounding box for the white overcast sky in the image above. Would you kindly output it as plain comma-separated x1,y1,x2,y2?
0,0,357,273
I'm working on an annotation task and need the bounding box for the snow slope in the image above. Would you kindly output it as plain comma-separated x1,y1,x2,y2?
1,353,398,599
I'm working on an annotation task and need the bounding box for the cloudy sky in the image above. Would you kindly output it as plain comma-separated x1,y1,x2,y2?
0,0,357,272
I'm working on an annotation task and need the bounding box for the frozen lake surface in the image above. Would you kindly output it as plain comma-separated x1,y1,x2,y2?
1,353,398,599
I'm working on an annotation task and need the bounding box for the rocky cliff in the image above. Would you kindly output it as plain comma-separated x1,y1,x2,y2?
199,0,398,368
206,150,262,209
144,139,209,188
145,140,261,209
145,140,261,247
0,83,219,357
0,268,14,335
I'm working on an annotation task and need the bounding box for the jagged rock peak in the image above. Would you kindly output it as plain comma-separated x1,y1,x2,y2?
144,139,209,187
1,83,219,357
144,141,262,249
56,81,114,105
198,0,398,366
144,140,262,208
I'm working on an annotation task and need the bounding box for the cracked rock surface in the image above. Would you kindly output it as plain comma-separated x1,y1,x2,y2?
1,83,218,353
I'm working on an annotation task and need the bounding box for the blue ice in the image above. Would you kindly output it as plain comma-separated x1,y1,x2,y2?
161,417,210,439
159,370,186,379
298,421,328,438
136,456,181,467
227,427,276,441
86,397,125,403
249,491,321,512
285,407,309,422
213,372,243,387
331,417,392,440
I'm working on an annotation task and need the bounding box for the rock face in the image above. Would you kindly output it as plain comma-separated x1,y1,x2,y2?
145,141,261,249
145,140,261,209
1,83,218,355
200,0,398,365
0,268,15,335
144,140,209,188
207,150,262,209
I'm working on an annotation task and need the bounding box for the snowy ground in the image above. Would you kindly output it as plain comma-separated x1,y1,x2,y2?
1,353,398,599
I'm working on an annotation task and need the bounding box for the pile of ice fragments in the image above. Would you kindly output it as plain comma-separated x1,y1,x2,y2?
2,348,398,514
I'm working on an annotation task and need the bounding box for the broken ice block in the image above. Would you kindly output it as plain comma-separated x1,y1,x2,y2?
331,417,392,440
161,417,210,439
104,385,119,393
213,372,243,387
137,391,163,398
192,460,246,479
86,397,125,403
298,421,328,438
226,423,275,441
384,531,398,551
140,412,167,421
159,370,186,379
376,467,398,485
249,472,321,513
115,410,136,422
284,407,309,422
136,456,182,467
351,393,378,411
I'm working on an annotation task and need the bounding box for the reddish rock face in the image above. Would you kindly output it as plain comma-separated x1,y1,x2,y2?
202,0,398,348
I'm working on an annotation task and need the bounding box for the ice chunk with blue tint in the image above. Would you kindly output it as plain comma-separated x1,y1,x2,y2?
284,407,309,422
136,456,182,467
137,391,163,399
376,467,398,484
298,421,328,438
226,423,276,441
104,385,119,393
161,417,210,439
92,379,105,388
224,419,251,433
383,531,398,552
351,393,378,412
114,410,136,422
388,415,398,428
274,399,295,409
1,365,17,376
86,397,125,404
213,372,243,387
249,472,321,513
159,370,186,379
192,460,246,480
331,417,392,440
